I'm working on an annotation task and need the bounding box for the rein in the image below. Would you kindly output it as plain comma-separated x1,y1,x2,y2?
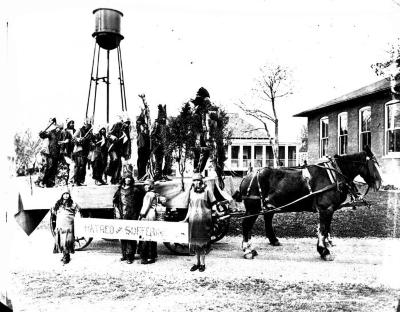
238,155,375,220
238,183,339,220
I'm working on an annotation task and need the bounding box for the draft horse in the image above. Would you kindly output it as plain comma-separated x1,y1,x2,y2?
234,146,382,261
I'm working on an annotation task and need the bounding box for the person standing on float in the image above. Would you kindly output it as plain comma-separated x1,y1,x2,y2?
72,118,93,186
191,87,212,174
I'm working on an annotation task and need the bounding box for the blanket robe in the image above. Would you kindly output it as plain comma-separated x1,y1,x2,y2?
52,202,80,254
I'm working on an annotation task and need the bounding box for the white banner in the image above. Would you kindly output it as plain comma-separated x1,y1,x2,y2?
75,218,189,244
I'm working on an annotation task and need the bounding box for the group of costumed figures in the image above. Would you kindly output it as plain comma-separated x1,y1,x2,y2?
35,115,131,187
48,87,228,270
36,87,227,187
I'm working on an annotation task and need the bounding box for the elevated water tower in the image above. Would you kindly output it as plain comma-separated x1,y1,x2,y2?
86,8,127,124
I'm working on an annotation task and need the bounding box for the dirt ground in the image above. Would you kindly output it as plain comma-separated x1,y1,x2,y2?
4,220,400,312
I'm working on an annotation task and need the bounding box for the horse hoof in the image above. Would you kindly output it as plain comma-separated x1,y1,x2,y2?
244,253,254,260
270,240,281,247
322,254,335,261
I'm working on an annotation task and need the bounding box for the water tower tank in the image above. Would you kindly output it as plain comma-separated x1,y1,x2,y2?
92,8,124,50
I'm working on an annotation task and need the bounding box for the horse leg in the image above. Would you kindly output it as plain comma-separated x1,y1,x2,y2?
242,212,259,259
317,205,334,261
263,213,281,246
325,223,335,247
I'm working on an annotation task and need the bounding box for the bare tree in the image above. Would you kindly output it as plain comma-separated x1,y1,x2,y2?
236,63,293,166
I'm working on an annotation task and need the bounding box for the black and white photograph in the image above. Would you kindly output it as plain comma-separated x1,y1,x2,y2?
1,0,400,311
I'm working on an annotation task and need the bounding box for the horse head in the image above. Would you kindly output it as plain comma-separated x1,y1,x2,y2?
334,146,382,191
156,104,167,125
361,145,382,191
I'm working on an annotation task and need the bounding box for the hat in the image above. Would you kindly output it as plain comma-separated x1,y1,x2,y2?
192,173,204,181
83,117,93,125
56,122,64,129
65,118,74,127
61,186,71,195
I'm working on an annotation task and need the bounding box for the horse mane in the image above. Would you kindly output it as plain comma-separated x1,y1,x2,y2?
334,151,366,164
333,151,367,181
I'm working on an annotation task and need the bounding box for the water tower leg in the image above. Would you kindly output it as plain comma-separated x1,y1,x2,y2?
106,49,110,124
117,46,127,111
86,42,97,119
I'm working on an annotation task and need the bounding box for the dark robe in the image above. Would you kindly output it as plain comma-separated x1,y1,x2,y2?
106,121,131,184
39,128,63,187
113,184,145,261
91,131,108,183
72,125,92,185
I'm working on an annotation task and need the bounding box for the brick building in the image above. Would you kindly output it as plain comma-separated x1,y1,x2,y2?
294,78,400,185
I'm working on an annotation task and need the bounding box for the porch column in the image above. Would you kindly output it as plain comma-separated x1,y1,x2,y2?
227,145,232,168
250,144,255,168
239,145,243,170
262,145,266,167
285,145,289,167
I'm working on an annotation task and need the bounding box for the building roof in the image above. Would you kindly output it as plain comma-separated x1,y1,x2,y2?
227,113,270,139
293,78,390,117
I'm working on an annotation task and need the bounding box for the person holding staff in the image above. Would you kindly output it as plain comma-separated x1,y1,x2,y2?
113,172,144,264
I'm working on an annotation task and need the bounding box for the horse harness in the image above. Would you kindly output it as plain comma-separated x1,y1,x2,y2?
242,157,367,216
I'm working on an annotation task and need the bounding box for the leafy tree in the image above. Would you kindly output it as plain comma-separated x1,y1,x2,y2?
168,102,198,190
208,106,232,189
14,129,43,175
169,102,232,190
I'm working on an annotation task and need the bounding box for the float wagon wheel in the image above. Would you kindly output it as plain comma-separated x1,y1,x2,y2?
210,201,231,243
210,215,230,243
50,210,93,251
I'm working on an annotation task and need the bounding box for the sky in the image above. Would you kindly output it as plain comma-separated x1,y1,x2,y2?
2,0,400,155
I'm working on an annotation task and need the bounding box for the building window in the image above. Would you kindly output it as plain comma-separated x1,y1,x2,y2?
386,101,400,154
338,112,348,155
243,146,251,168
254,146,263,167
359,107,371,151
266,146,274,167
278,146,285,166
231,146,239,168
288,146,297,167
320,117,329,158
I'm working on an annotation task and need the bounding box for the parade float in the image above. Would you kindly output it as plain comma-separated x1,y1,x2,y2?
14,8,235,255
